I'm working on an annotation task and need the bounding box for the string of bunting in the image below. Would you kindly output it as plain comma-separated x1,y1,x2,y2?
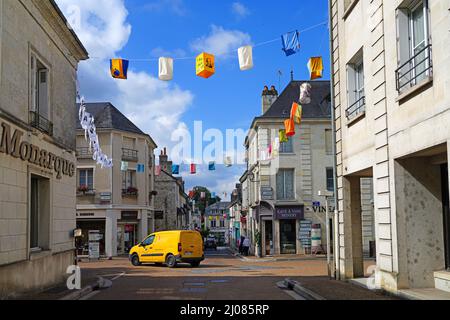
108,21,327,81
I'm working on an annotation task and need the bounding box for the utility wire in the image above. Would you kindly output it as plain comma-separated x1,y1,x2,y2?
88,20,328,62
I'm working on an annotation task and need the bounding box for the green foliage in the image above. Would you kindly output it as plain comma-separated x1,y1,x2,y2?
200,227,210,239
254,230,262,246
191,186,221,214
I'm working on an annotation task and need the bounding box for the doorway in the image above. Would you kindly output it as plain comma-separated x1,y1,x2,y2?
441,164,450,270
264,220,273,256
280,220,297,254
117,223,137,255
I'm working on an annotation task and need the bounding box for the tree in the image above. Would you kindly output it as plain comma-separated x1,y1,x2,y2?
190,186,221,215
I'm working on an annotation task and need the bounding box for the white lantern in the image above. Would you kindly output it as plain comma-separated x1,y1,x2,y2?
238,46,254,71
159,57,173,81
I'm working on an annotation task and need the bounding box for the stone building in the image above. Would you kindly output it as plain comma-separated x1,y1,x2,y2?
75,102,157,258
154,148,191,231
330,0,450,296
241,81,367,257
0,0,88,298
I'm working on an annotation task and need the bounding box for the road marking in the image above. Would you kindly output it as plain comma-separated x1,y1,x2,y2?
79,290,100,300
111,272,126,281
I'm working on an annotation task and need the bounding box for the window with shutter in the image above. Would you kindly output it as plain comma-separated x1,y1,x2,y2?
346,49,365,121
277,169,295,200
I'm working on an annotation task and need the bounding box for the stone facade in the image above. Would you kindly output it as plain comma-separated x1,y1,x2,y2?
330,0,450,293
154,148,191,231
0,0,88,298
242,82,335,257
75,103,157,258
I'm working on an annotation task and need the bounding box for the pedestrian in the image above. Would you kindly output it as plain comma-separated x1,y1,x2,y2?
239,235,245,255
243,236,251,256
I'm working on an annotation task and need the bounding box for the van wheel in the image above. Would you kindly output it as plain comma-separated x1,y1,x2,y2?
131,254,141,266
166,254,177,268
191,261,201,268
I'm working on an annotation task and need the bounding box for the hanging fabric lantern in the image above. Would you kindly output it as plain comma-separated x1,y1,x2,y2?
110,59,129,79
307,57,324,80
279,129,289,143
155,165,161,176
196,52,215,78
299,83,312,105
190,163,197,174
172,164,180,175
159,57,174,81
281,30,301,57
238,46,254,71
121,161,129,171
208,161,216,171
209,216,213,221
290,102,303,125
284,118,295,137
189,190,195,199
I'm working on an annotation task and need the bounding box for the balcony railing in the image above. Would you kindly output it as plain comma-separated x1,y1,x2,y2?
122,148,138,162
122,188,138,197
396,44,433,93
76,147,93,159
346,96,366,121
29,111,53,136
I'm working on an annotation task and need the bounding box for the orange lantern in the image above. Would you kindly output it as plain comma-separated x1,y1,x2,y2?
284,118,295,137
196,52,215,78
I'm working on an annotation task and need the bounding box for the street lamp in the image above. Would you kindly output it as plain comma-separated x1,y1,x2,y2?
318,190,334,279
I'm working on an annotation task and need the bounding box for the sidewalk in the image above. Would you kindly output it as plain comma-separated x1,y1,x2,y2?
284,277,402,300
230,248,327,263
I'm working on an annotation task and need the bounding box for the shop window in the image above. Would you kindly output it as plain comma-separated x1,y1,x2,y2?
396,0,432,93
30,54,52,135
276,169,295,200
280,220,297,254
78,168,94,190
30,175,50,251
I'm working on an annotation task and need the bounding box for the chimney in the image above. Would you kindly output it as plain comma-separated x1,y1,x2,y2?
159,147,169,171
262,85,278,115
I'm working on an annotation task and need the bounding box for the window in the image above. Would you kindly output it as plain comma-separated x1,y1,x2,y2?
30,175,50,251
142,235,155,247
325,130,333,155
346,53,365,120
396,0,432,93
78,168,94,190
30,54,52,135
326,168,334,192
211,219,217,228
276,169,295,200
220,219,225,228
122,170,136,189
280,138,294,153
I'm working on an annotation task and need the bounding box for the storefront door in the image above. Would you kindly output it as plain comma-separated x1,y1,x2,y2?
280,220,297,254
264,220,273,256
117,224,137,255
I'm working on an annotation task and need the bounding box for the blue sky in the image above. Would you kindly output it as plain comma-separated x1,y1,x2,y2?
56,0,330,199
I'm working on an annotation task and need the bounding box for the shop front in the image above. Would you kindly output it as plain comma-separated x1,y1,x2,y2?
275,206,304,255
117,211,139,255
76,219,106,257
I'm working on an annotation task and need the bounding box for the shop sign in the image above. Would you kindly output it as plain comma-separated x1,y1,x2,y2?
275,206,304,220
260,186,274,200
121,211,138,220
0,122,75,179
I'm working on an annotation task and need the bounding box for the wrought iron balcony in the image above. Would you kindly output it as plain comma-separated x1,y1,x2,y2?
346,96,366,121
122,148,138,162
396,44,433,93
29,111,53,136
76,147,93,159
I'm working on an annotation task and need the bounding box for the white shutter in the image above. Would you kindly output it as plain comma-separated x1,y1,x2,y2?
346,64,356,107
396,8,411,66
30,56,37,112
38,69,49,118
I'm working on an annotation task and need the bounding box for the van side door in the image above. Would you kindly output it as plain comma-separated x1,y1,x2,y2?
139,235,156,262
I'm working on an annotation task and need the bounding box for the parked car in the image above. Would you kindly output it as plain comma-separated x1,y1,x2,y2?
129,230,204,268
204,237,218,250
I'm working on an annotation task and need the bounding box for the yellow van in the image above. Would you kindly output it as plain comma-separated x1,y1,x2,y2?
129,230,204,268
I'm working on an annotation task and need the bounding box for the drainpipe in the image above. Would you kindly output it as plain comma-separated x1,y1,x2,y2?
328,0,341,280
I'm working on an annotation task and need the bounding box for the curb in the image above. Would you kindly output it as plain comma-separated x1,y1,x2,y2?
284,279,326,301
59,277,107,301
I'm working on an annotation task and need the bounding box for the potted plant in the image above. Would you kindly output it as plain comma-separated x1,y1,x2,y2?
77,185,89,195
254,230,262,258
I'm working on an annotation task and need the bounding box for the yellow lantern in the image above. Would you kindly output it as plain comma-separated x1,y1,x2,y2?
196,52,215,78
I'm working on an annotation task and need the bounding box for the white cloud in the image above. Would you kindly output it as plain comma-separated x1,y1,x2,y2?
55,0,194,152
231,2,250,19
190,25,252,58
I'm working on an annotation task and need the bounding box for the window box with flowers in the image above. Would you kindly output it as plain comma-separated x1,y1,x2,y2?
122,187,138,197
77,185,96,196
